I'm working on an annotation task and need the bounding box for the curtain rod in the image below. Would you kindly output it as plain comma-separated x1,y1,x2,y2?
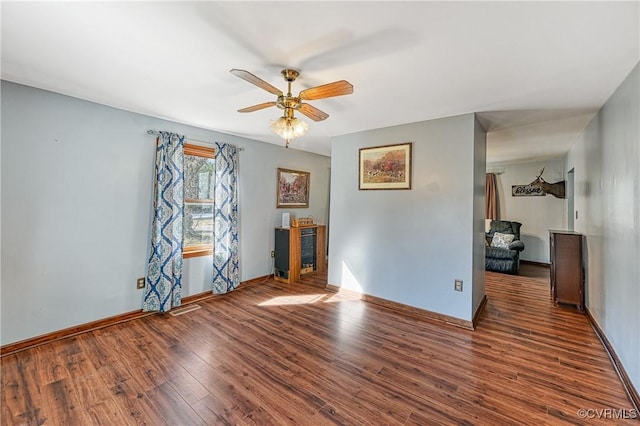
147,130,244,151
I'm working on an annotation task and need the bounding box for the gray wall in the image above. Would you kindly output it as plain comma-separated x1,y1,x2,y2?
487,159,566,263
565,63,639,392
472,116,487,314
327,113,486,322
0,81,330,345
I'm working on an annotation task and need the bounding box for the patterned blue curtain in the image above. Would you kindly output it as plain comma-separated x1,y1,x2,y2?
212,142,239,294
143,132,185,312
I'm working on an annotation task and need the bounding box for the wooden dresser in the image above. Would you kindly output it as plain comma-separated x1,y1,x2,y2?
549,230,584,311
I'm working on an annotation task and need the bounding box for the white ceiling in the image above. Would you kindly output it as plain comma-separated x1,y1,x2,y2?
2,2,638,163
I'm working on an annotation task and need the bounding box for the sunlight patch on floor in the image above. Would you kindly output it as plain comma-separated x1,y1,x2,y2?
324,289,362,303
321,260,365,303
258,294,327,306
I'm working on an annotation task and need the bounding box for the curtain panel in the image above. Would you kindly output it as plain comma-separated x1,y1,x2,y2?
486,173,499,220
212,142,240,294
143,132,185,312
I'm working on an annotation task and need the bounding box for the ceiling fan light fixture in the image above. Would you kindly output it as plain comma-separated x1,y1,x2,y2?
270,116,308,140
231,67,353,147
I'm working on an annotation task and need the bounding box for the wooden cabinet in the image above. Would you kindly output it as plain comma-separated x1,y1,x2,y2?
274,225,326,284
549,230,584,311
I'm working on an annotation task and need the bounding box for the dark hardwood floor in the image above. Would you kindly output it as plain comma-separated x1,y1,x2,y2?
2,264,636,425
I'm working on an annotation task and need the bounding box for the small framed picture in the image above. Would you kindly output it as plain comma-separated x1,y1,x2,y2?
277,168,310,208
359,142,412,190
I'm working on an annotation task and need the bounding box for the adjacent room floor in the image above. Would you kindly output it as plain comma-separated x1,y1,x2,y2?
1,264,635,425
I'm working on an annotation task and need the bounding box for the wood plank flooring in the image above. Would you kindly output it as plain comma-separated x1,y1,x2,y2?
2,264,636,425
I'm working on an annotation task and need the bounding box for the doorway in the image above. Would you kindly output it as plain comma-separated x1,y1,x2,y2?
567,168,575,231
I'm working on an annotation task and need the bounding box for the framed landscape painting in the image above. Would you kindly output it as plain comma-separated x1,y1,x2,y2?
277,168,310,208
359,142,412,190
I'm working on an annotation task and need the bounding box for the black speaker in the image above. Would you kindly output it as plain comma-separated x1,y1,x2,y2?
274,228,290,278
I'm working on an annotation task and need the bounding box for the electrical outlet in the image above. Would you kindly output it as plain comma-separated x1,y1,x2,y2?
454,279,463,292
137,277,145,289
271,250,275,258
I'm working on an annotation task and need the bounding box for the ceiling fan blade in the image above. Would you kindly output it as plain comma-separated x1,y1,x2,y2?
299,80,353,100
237,102,277,113
298,103,329,122
230,69,283,96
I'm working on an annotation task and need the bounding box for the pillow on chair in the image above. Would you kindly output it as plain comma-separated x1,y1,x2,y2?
491,232,515,249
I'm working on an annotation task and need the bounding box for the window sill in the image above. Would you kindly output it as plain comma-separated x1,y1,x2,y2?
183,248,213,258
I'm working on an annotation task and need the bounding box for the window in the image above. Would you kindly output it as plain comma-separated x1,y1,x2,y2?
183,144,215,258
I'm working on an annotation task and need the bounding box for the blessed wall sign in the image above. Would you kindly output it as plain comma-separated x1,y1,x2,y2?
512,185,545,196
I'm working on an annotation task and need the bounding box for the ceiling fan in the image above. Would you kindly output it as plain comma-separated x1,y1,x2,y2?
230,68,353,147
